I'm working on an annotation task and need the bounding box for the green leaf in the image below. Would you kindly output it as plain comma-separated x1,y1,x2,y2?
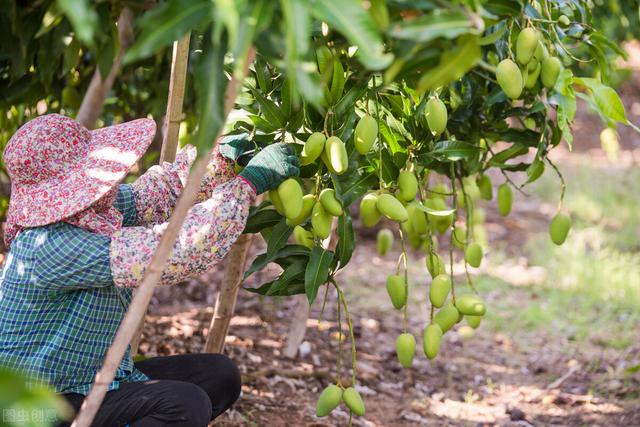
422,140,481,162
267,259,308,295
244,208,282,234
484,0,523,16
57,0,98,46
335,214,355,269
312,0,393,70
417,35,481,94
333,171,378,207
390,11,481,43
244,245,310,278
479,22,508,46
573,77,629,125
305,246,334,304
123,0,210,64
266,219,293,258
489,144,529,166
414,203,455,217
192,32,227,155
250,87,286,128
330,59,346,105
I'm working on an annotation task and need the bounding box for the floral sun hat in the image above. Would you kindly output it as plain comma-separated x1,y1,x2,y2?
3,114,156,243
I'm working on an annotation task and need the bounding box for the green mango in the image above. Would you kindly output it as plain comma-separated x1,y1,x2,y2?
354,114,378,154
397,171,418,202
319,188,343,216
496,59,523,99
386,274,407,309
526,159,545,183
549,213,571,245
426,252,445,278
429,274,451,308
311,202,332,239
497,184,513,216
452,226,466,249
269,189,286,215
286,194,316,227
476,175,493,201
466,315,481,329
293,225,314,249
376,194,409,223
455,294,486,316
558,15,571,26
426,97,448,136
516,27,540,65
407,202,428,235
342,387,365,416
300,132,326,165
465,242,483,268
315,384,343,417
434,303,460,333
541,57,562,89
360,193,382,227
396,333,416,368
377,228,394,256
423,324,443,360
277,178,303,220
525,62,541,89
324,136,348,175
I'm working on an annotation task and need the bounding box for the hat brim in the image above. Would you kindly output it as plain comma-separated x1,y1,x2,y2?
7,118,156,228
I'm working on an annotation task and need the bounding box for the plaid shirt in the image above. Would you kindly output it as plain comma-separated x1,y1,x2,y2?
0,185,149,395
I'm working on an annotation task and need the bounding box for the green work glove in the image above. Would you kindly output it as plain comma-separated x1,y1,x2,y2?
218,133,254,166
239,143,299,194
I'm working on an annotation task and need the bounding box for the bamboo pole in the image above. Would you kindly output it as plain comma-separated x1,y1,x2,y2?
130,34,191,356
204,232,255,353
71,46,256,427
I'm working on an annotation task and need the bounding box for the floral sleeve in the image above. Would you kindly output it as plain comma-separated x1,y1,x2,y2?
130,142,236,226
109,177,256,287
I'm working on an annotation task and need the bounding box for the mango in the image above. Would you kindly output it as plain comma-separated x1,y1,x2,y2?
525,62,541,89
360,193,382,227
426,97,448,136
407,202,428,235
311,202,332,239
397,171,418,202
526,159,545,183
293,225,315,249
423,324,443,360
300,132,326,165
354,115,378,154
455,294,486,316
466,315,481,329
549,212,571,245
426,252,445,278
315,384,343,417
269,189,286,215
527,57,539,71
497,183,512,216
429,274,451,308
434,303,460,333
541,57,562,89
533,41,548,62
342,387,365,416
465,242,483,268
286,194,316,227
277,178,303,220
396,333,416,368
376,193,409,223
408,233,423,250
496,59,523,99
558,15,571,26
386,274,407,309
452,226,466,249
319,188,343,216
476,174,493,200
516,27,540,65
377,228,394,256
324,136,348,175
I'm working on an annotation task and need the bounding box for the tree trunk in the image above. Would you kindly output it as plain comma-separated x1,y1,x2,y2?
71,47,256,427
76,8,134,129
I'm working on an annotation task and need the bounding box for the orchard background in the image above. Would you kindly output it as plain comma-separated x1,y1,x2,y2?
1,0,640,426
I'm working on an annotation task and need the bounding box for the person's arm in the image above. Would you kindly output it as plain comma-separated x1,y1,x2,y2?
110,143,299,287
113,184,138,226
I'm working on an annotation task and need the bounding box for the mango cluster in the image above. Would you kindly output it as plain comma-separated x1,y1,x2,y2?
315,384,365,418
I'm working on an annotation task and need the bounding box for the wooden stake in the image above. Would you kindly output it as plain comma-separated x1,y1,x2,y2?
130,34,191,356
71,46,256,427
204,232,255,353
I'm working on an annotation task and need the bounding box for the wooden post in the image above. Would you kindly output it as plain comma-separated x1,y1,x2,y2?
72,47,256,427
130,34,191,356
204,233,255,353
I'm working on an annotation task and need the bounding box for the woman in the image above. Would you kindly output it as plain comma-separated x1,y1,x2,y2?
0,114,299,426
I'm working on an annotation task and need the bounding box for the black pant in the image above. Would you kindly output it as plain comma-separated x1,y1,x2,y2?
59,353,241,427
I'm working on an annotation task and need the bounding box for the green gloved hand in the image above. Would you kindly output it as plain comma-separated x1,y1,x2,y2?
239,143,299,194
218,133,255,166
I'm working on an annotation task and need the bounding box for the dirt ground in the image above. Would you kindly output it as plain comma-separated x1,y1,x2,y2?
136,68,640,426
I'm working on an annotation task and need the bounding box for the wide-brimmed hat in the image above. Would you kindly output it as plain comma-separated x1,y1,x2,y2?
3,114,156,228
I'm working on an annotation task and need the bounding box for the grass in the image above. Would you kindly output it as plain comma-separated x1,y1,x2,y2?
478,152,640,350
